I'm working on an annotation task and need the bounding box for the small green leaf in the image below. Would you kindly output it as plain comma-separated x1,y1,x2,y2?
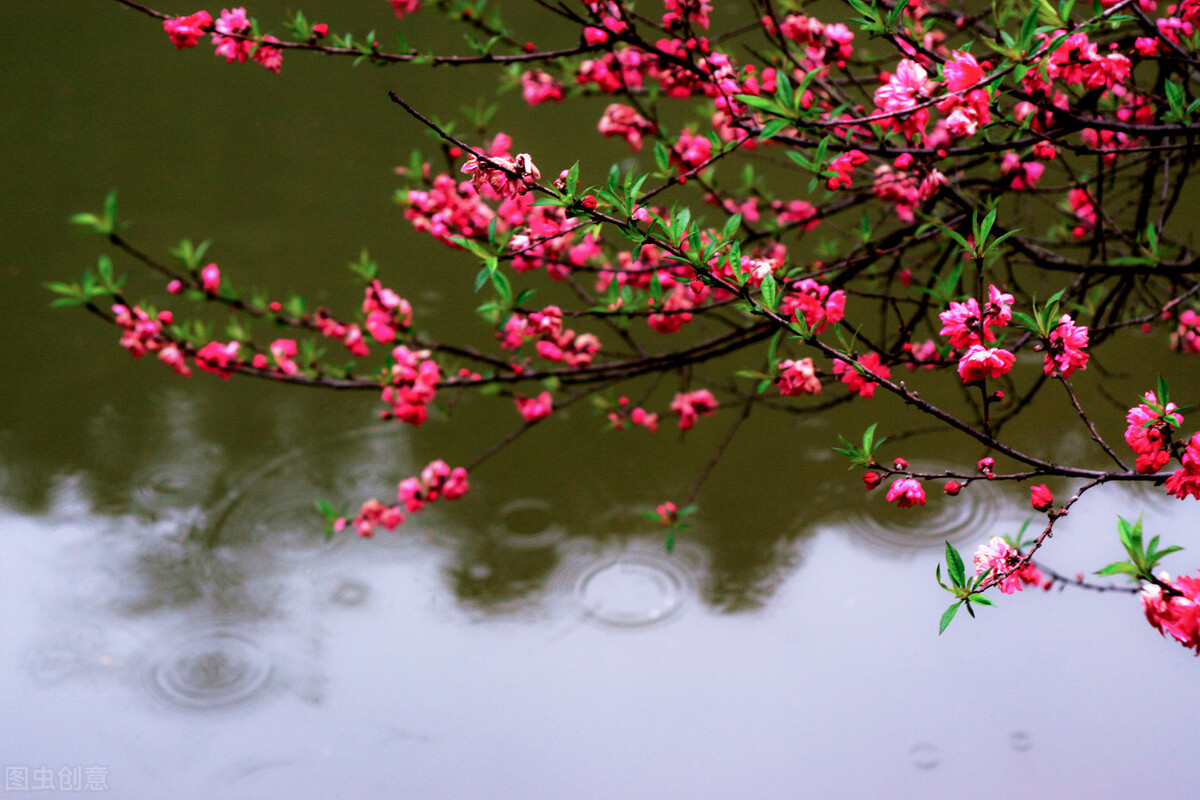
1095,562,1141,577
946,541,966,588
939,601,961,635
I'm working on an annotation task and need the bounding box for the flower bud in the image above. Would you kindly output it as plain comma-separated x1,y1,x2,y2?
1030,484,1054,511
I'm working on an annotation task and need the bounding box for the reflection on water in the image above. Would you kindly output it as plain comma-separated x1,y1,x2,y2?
491,497,565,550
7,455,1200,796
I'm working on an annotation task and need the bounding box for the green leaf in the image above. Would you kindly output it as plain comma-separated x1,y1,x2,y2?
1095,562,1141,577
760,273,779,313
939,601,961,635
978,207,998,246
653,141,670,173
104,189,119,230
735,94,786,115
490,269,512,304
757,118,791,141
946,541,966,588
1020,6,1040,49
765,329,782,368
566,161,580,198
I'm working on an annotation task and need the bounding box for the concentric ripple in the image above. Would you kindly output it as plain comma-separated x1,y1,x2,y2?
575,556,687,626
198,422,416,559
145,627,274,711
130,442,225,517
205,471,345,562
841,463,1009,554
491,498,564,549
553,539,700,628
328,579,369,608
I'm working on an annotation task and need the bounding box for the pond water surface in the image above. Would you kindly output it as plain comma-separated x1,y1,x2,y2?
2,2,1199,797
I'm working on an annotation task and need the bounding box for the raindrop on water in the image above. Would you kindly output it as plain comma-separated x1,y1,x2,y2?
909,742,941,770
144,627,274,711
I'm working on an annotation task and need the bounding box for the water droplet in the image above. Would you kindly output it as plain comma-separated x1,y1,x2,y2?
909,743,940,770
329,580,368,607
1009,731,1032,752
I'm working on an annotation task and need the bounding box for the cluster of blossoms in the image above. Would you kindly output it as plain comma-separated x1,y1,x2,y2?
250,339,299,375
973,536,1047,594
607,396,659,433
825,150,869,190
662,0,712,30
1170,309,1200,353
498,306,601,367
380,346,441,425
1000,151,1046,192
1165,435,1200,500
775,358,821,397
770,12,854,68
521,70,564,105
937,52,992,141
832,353,891,399
1125,391,1184,474
514,391,553,423
1023,31,1131,96
938,285,1016,384
780,278,845,334
311,310,369,357
597,104,656,150
112,304,191,377
655,500,678,526
1043,315,1090,378
102,0,1200,655
1142,572,1200,654
460,152,541,199
388,0,420,18
194,339,241,379
362,280,413,344
348,458,467,538
670,389,718,431
163,8,291,73
871,153,946,222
